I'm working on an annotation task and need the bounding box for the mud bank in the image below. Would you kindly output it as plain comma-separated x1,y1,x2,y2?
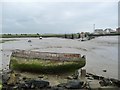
1,36,119,79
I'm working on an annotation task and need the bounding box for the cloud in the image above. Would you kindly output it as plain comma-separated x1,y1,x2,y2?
1,2,118,34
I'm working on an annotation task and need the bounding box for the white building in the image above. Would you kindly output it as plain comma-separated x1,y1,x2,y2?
94,29,104,34
104,28,116,34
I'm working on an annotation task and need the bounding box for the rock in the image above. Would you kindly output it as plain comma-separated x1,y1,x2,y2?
88,80,101,89
110,79,120,87
86,74,90,77
28,40,31,42
103,69,107,72
87,73,93,76
99,78,112,86
50,86,64,90
7,73,17,86
99,76,104,80
65,80,83,89
19,80,50,89
73,76,78,79
12,86,18,89
2,85,16,90
66,76,73,80
57,83,66,87
38,75,44,78
92,75,100,80
23,76,27,80
32,80,49,88
87,77,94,80
18,83,31,89
2,73,10,84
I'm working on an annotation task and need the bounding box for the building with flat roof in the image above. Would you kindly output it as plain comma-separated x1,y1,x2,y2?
94,29,104,34
116,27,120,33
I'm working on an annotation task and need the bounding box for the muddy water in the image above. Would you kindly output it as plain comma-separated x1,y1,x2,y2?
0,36,118,79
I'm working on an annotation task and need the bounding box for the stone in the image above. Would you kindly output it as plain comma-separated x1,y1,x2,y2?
38,75,44,78
73,76,78,79
99,78,113,87
73,70,79,79
87,77,94,80
21,80,50,89
28,40,31,42
111,79,120,87
50,86,64,90
18,83,31,89
65,80,83,89
86,74,90,77
57,83,66,87
7,73,17,86
103,70,107,72
23,77,27,80
34,80,49,88
99,76,104,80
110,79,120,87
88,80,101,89
92,75,100,80
2,73,10,84
2,85,17,90
66,76,73,80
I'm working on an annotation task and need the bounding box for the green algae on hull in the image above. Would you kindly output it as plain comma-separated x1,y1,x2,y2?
10,57,85,74
10,50,86,74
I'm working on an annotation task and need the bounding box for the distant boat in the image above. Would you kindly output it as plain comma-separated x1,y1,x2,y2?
39,37,42,39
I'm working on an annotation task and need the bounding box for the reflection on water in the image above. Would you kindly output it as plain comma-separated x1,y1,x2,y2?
0,36,118,79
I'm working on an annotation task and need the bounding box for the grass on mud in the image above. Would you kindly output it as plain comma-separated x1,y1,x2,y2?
10,57,86,74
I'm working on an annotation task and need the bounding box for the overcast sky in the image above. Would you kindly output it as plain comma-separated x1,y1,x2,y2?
1,0,118,34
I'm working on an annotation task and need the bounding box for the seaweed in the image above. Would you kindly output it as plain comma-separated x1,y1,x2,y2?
10,57,86,74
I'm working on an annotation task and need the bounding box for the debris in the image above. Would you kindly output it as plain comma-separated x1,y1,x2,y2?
28,40,31,42
103,69,107,72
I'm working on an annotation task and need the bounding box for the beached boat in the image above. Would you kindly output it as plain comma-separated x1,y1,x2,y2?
10,50,86,74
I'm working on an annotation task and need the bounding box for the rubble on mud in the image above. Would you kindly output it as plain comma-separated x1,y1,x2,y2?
1,69,120,90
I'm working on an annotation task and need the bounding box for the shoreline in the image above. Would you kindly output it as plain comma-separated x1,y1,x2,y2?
1,68,120,89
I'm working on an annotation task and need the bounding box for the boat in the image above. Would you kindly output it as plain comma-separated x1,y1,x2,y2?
9,50,86,74
39,37,42,39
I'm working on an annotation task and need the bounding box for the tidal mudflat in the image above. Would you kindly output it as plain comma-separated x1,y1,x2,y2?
0,36,119,79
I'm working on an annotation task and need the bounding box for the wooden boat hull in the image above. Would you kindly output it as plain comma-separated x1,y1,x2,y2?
10,50,86,74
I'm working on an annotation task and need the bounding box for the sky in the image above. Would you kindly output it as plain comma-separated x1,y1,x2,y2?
1,0,119,34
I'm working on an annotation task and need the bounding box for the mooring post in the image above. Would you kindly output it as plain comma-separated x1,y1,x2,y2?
79,68,86,80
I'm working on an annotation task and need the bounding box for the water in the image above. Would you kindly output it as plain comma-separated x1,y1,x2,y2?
0,36,118,79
